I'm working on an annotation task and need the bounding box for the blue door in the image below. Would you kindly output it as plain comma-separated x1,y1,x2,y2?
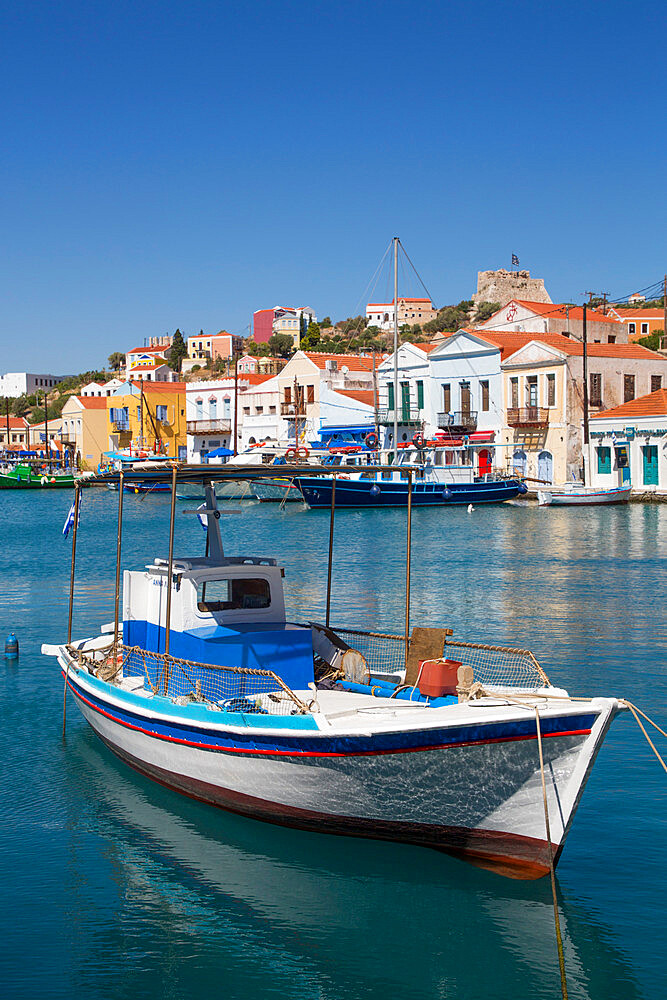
512,450,527,476
643,445,658,485
537,450,553,484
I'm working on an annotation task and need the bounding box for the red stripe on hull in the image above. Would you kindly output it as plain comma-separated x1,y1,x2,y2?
96,731,555,881
68,677,591,758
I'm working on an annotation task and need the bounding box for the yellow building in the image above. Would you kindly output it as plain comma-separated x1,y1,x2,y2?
107,382,187,459
61,396,108,470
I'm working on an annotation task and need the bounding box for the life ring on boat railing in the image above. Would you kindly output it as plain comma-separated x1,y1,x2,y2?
285,447,298,460
296,446,309,459
412,432,425,448
364,431,378,449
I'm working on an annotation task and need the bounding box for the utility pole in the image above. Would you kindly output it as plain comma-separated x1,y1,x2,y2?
566,305,570,336
582,302,589,486
585,291,596,305
233,355,239,456
44,389,49,461
5,397,10,453
601,292,609,315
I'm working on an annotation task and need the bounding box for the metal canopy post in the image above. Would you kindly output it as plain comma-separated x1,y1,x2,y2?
64,482,82,737
325,474,337,627
405,469,413,666
163,466,178,693
67,484,82,644
113,471,124,659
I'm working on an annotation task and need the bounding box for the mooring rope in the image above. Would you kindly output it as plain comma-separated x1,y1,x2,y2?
620,700,667,774
535,706,569,1000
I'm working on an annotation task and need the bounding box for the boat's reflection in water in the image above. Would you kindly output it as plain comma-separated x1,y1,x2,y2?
70,733,640,1000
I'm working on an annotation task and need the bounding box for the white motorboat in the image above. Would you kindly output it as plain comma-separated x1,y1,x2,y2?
43,465,624,880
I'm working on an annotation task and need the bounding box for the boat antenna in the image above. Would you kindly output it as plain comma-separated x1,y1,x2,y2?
393,236,399,460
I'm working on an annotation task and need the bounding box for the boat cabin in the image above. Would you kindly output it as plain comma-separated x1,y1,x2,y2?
122,555,315,693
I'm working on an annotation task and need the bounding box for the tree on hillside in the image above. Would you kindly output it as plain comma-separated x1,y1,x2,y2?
300,314,308,342
474,302,500,324
301,322,321,350
638,330,664,352
268,333,296,358
108,352,126,372
169,329,188,372
319,316,331,328
423,301,473,335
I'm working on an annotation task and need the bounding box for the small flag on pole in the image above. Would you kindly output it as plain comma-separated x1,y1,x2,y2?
196,502,208,531
511,254,519,267
62,495,81,538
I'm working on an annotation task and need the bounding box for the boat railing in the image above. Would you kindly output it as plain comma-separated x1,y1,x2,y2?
442,639,550,690
66,642,311,716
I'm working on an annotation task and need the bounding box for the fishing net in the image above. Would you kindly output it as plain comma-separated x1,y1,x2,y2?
442,640,550,690
67,642,309,716
328,628,406,677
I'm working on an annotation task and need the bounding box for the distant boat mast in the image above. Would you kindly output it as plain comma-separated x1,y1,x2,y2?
393,236,399,458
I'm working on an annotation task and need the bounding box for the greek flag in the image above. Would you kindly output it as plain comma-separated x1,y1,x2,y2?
197,502,208,531
512,254,519,266
62,496,81,538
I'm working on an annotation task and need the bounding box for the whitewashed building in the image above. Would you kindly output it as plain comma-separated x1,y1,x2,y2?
588,388,667,494
0,372,63,397
185,378,236,462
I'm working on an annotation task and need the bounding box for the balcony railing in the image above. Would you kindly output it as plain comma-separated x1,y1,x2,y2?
280,401,307,417
113,421,130,432
377,408,422,425
437,411,478,431
186,419,232,434
60,436,77,447
507,407,549,428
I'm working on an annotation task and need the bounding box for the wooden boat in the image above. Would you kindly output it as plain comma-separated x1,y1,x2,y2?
537,485,631,507
43,464,625,880
0,462,77,489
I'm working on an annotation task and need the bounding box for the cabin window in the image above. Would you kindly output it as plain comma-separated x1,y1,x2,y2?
480,380,489,411
198,578,271,612
597,447,611,474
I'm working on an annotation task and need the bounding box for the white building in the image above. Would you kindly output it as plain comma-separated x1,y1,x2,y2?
0,372,64,398
366,298,436,331
588,388,667,495
185,378,235,462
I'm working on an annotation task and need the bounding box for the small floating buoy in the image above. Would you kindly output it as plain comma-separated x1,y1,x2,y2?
467,504,474,513
4,633,19,659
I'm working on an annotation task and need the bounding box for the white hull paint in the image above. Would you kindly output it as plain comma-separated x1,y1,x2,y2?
538,486,632,506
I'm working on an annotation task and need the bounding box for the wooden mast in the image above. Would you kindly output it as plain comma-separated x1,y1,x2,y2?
393,236,399,461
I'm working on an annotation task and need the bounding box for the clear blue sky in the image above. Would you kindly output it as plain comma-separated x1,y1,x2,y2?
1,0,665,373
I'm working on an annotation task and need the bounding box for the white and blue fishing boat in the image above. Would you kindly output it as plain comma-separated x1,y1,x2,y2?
43,464,623,880
295,445,526,508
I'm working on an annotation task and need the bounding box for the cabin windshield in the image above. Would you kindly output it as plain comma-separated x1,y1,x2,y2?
198,577,271,612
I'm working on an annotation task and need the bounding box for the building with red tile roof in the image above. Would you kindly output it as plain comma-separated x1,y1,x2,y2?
476,299,625,345
366,297,437,331
608,307,665,341
0,415,29,451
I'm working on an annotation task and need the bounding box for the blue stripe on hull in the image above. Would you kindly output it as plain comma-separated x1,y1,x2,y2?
295,478,522,508
67,670,596,758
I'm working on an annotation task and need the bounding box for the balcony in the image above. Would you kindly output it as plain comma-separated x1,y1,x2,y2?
280,401,307,417
113,421,130,433
377,408,422,426
186,418,232,434
507,407,549,428
60,436,77,447
437,411,478,432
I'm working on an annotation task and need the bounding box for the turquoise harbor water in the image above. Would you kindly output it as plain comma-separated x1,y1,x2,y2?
1,490,666,1000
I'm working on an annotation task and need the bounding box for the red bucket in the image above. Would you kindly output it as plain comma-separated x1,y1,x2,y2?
418,658,462,698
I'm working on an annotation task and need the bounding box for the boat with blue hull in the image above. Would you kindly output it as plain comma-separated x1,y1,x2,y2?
43,464,623,880
295,474,523,508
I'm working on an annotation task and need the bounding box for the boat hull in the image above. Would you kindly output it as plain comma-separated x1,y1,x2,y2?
0,473,76,489
295,477,523,508
250,478,304,502
63,663,617,879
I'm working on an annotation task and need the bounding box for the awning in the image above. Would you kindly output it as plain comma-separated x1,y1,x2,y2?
468,431,496,442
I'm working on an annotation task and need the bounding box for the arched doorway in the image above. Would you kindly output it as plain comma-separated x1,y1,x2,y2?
478,449,492,476
538,450,553,484
512,450,527,477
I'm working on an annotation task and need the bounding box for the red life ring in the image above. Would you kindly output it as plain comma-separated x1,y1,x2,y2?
364,431,378,449
297,446,310,459
412,432,424,448
285,447,298,460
